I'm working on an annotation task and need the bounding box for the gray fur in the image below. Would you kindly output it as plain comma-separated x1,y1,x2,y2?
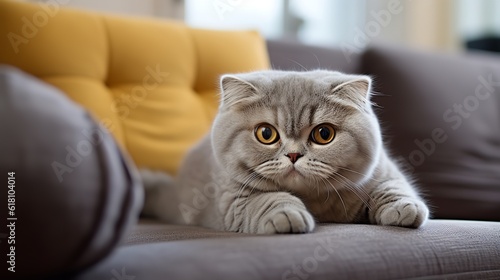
141,70,429,234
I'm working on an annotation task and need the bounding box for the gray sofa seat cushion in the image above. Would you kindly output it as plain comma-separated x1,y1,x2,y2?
122,219,251,244
77,220,500,280
362,45,500,221
0,66,143,279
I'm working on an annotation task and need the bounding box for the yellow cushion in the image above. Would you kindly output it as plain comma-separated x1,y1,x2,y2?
0,1,270,174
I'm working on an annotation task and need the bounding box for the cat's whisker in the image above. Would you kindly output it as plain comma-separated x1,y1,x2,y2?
310,51,321,69
254,160,288,178
337,166,384,183
286,58,309,72
329,175,369,211
315,176,323,198
237,172,257,191
323,177,348,221
357,150,378,162
233,171,261,230
307,162,336,180
318,177,331,204
329,173,373,212
335,172,374,205
316,179,320,197
235,171,259,204
243,174,263,215
272,174,281,188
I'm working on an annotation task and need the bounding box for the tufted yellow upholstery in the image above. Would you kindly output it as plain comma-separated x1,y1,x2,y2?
0,1,269,174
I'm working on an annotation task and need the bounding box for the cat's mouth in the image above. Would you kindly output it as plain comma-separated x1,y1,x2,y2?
285,166,304,178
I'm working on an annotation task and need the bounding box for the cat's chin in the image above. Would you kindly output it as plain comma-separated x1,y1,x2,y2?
280,169,309,191
286,168,303,178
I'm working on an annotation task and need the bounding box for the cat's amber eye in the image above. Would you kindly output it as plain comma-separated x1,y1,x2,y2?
310,124,336,145
255,124,280,144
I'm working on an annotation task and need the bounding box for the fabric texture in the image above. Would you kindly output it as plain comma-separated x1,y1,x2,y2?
266,39,362,74
362,45,500,221
0,1,270,174
0,66,143,279
77,219,500,280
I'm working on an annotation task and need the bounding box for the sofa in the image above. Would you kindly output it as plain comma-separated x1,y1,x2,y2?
0,1,499,280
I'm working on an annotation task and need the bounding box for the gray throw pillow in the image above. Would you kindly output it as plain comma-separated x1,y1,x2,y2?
363,45,500,221
0,65,144,279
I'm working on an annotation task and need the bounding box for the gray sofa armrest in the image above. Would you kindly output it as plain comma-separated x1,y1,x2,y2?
0,66,144,279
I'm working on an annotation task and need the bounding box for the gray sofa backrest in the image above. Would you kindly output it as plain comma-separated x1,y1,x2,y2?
363,45,500,221
266,39,362,74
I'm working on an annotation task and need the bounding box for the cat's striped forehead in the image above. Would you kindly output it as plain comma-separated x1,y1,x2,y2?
268,103,316,138
221,70,369,138
259,80,356,138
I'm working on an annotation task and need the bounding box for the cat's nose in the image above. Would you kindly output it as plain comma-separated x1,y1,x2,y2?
286,153,303,164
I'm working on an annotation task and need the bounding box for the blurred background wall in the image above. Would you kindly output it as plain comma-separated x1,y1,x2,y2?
27,0,184,19
27,0,500,54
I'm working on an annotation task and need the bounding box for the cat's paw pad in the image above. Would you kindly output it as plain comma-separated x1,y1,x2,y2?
378,199,429,228
259,207,315,234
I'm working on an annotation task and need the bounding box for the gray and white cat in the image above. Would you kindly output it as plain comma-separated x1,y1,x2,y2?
141,70,429,234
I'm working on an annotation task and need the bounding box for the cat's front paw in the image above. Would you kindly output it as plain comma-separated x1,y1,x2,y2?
258,207,315,234
378,199,429,228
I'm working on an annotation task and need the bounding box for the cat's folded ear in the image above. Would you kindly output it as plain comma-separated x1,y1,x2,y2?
330,75,372,106
220,75,260,109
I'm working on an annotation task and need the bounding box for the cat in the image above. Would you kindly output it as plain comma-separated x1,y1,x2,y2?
141,70,429,234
